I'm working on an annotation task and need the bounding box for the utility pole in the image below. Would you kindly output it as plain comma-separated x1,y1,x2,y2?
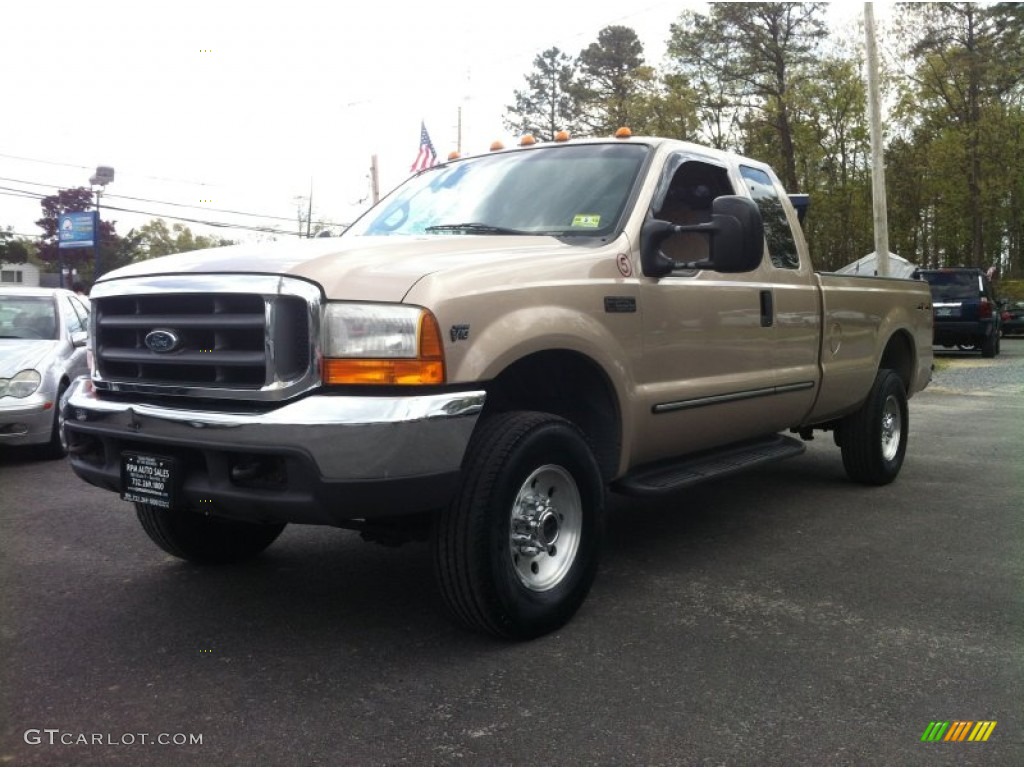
457,106,463,155
370,155,380,205
864,3,890,277
306,178,313,238
89,166,114,280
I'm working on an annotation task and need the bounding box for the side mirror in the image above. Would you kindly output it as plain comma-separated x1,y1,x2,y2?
641,195,765,277
788,194,809,225
71,331,88,348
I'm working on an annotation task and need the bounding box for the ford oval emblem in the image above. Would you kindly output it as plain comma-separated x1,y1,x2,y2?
145,328,181,354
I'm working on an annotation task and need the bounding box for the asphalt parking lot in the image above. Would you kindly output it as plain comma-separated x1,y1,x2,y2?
2,342,1022,766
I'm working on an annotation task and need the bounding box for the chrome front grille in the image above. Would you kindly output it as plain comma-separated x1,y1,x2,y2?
90,275,321,400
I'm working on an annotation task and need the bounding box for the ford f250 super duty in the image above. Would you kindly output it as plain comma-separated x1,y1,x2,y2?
62,133,934,638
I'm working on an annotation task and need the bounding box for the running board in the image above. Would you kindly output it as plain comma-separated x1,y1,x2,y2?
613,434,806,496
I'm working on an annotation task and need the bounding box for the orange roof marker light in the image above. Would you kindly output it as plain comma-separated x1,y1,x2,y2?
447,150,461,161
519,134,537,146
614,127,633,139
489,140,505,152
554,130,571,142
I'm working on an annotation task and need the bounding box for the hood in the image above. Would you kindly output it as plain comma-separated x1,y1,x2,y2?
0,340,62,376
98,235,587,302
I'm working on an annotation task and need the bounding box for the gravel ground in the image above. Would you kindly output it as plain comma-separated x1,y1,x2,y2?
927,337,1024,396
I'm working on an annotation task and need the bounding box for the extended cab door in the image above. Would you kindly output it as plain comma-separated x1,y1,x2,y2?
633,153,786,465
738,164,821,428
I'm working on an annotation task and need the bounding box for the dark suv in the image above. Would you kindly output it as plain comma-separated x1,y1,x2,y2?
913,268,1001,357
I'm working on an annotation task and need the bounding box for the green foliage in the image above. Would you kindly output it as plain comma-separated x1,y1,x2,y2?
888,2,1024,275
666,2,829,190
0,226,31,264
574,26,648,135
131,219,234,260
505,48,581,141
999,279,1024,301
507,3,1024,277
628,73,700,141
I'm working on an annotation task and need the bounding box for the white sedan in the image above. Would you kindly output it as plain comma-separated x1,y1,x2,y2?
0,286,91,458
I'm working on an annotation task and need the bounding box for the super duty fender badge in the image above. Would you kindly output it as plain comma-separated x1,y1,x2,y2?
450,324,470,342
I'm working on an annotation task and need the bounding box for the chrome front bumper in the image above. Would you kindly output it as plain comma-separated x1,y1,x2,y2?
62,377,486,524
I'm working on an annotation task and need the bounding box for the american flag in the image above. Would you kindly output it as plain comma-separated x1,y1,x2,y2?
410,121,438,172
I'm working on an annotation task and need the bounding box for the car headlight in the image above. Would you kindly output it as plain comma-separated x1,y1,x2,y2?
322,303,445,385
0,369,42,398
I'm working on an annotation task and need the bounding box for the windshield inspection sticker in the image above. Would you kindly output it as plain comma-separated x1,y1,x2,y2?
572,214,601,228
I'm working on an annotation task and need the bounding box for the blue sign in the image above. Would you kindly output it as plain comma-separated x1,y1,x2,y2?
58,211,97,249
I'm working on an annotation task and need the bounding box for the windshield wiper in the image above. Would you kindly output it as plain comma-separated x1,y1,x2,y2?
424,222,532,235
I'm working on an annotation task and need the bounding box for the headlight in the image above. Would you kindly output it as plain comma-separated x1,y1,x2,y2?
0,369,42,398
322,303,445,385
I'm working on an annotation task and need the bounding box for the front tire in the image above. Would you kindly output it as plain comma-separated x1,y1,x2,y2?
839,369,909,486
136,503,285,564
433,411,604,639
36,381,69,460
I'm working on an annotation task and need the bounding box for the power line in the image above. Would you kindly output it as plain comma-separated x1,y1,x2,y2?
0,175,311,225
0,181,352,234
0,176,349,226
0,151,217,188
0,188,291,237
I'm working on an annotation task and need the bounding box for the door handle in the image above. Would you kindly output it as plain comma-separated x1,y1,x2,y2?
760,290,774,327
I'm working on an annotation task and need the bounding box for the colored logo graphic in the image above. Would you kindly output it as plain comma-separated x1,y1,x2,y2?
921,721,997,742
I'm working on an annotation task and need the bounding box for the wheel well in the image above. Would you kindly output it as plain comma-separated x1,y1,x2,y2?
482,350,621,482
879,331,914,392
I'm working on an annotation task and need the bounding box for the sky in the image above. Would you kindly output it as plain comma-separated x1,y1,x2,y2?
1,0,876,246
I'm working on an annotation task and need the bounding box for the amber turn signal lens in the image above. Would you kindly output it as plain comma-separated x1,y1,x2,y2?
323,359,444,385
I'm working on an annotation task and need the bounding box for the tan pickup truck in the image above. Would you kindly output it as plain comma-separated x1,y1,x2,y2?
63,134,933,638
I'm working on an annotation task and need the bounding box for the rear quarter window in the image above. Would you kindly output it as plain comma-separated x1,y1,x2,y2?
739,166,799,269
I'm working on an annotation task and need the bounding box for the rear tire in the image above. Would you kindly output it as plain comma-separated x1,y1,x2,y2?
840,369,908,486
981,332,997,358
433,411,604,639
136,503,285,564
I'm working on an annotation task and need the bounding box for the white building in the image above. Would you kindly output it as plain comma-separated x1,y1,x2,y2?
0,261,41,286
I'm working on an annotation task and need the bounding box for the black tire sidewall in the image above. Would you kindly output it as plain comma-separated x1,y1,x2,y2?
37,380,69,460
135,503,285,564
482,420,603,635
842,369,908,485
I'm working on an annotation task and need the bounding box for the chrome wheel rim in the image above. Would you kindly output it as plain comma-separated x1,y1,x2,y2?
509,464,582,592
880,394,902,461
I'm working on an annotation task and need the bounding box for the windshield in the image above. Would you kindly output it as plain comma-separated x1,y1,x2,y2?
346,143,650,238
0,295,59,340
917,271,982,301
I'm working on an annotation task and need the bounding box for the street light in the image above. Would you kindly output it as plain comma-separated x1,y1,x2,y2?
89,165,114,279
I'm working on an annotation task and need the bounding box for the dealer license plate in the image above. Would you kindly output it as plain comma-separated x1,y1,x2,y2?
121,452,177,509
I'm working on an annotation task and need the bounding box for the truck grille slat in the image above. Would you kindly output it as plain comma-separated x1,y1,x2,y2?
99,314,266,330
102,349,267,366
